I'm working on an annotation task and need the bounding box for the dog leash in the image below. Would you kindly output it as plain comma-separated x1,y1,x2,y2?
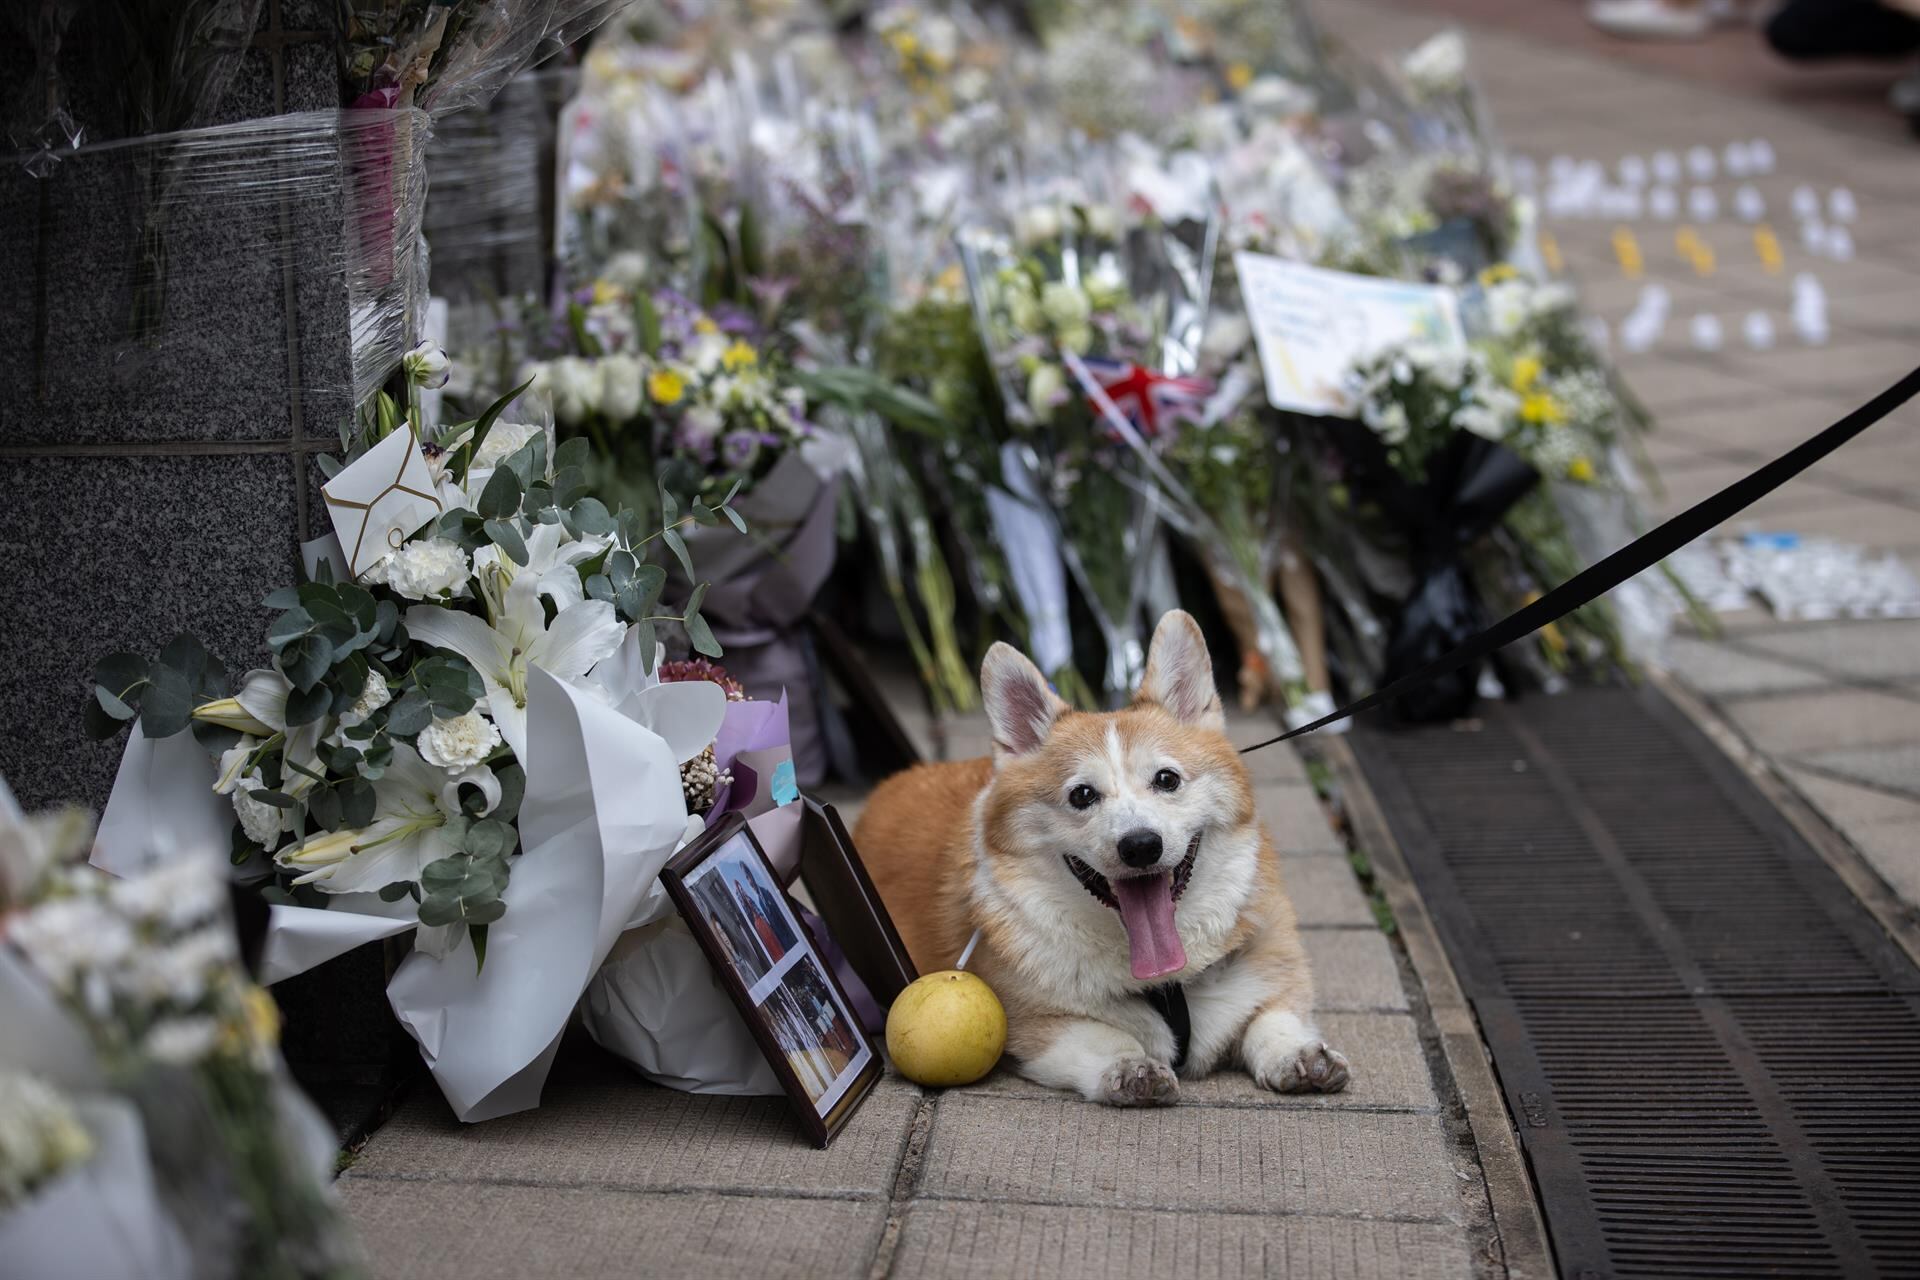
1237,363,1920,755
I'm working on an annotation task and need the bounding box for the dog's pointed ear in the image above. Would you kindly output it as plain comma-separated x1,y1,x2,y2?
982,642,1067,761
1138,611,1224,731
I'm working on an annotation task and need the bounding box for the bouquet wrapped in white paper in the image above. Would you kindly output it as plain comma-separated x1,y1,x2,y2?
82,361,746,1121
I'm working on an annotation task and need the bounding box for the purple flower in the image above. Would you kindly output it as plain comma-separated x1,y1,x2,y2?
721,429,762,470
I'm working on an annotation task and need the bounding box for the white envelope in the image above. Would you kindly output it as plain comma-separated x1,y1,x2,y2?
322,424,445,579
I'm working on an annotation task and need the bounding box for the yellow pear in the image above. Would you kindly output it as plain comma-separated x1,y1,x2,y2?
885,970,1007,1087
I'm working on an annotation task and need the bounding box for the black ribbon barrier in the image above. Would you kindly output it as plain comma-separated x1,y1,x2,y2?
1237,363,1920,757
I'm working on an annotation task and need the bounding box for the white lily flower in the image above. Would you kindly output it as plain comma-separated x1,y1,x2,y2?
198,669,325,796
277,742,500,894
472,520,610,612
404,573,624,761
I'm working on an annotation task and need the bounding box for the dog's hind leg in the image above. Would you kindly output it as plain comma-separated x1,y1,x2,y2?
1018,1017,1180,1106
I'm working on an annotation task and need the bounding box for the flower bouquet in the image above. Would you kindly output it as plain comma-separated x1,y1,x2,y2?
81,360,753,1119
961,192,1194,704
2,799,362,1280
524,288,849,784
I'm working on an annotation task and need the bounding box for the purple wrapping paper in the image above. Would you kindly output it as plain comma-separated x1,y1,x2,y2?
707,694,794,825
683,450,843,787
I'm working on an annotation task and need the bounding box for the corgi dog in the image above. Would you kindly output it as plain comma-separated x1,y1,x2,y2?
855,611,1350,1105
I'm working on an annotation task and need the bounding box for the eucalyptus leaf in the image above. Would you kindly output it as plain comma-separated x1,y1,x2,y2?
685,611,722,658
484,519,528,565
478,464,522,519
386,691,433,736
662,526,695,581
94,685,136,721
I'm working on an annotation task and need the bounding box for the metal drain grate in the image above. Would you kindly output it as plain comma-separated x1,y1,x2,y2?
1352,687,1920,1279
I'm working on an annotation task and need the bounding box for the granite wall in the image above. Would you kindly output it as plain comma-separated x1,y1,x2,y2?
0,3,362,810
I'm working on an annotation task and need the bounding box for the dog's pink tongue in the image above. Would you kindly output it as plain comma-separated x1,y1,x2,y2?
1111,873,1186,980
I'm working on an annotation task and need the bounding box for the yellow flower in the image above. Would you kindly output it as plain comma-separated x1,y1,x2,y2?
693,316,719,336
1567,456,1597,484
648,369,686,405
591,280,620,306
1509,354,1543,393
721,340,758,371
1519,392,1563,425
1225,62,1254,91
1479,263,1519,286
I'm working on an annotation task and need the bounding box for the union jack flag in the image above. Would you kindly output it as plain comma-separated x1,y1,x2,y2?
1078,357,1213,439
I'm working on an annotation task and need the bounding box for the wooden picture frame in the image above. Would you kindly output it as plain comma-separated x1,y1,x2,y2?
661,812,884,1148
793,798,919,1013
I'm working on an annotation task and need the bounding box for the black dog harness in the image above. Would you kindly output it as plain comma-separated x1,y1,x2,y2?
1145,982,1191,1070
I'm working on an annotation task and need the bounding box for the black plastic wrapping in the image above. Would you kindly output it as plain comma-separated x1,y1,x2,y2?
1325,421,1539,722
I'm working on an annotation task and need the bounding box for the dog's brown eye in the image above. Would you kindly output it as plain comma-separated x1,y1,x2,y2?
1152,769,1181,793
1068,784,1099,810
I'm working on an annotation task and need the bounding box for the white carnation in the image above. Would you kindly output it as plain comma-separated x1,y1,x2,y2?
340,671,392,728
232,779,287,851
416,709,504,772
379,539,471,601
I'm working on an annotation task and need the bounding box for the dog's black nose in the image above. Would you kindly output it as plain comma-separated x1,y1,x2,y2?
1117,829,1163,869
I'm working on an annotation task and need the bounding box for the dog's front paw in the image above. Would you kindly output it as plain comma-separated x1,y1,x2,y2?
1257,1041,1351,1094
1096,1056,1180,1106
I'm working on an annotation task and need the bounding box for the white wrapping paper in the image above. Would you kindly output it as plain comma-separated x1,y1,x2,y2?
386,666,690,1121
0,1099,191,1280
578,803,806,1095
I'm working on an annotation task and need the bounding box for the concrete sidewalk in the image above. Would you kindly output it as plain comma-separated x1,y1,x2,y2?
337,723,1497,1279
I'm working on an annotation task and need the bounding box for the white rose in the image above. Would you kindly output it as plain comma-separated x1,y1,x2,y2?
1083,260,1127,312
1455,405,1507,441
379,539,471,601
602,250,649,290
416,709,504,772
1014,203,1061,248
1243,76,1315,117
1404,31,1468,97
231,779,287,850
549,357,603,426
690,332,729,375
474,421,541,471
599,354,644,422
1027,363,1067,422
1364,399,1411,445
1040,281,1092,332
1082,202,1123,241
1486,283,1528,338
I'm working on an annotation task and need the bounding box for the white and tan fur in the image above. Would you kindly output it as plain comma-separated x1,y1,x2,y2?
856,612,1350,1105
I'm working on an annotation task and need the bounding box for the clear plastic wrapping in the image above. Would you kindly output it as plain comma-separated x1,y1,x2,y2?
1,108,430,433
426,69,576,302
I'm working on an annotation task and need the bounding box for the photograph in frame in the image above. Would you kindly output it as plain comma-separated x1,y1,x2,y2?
664,813,882,1144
